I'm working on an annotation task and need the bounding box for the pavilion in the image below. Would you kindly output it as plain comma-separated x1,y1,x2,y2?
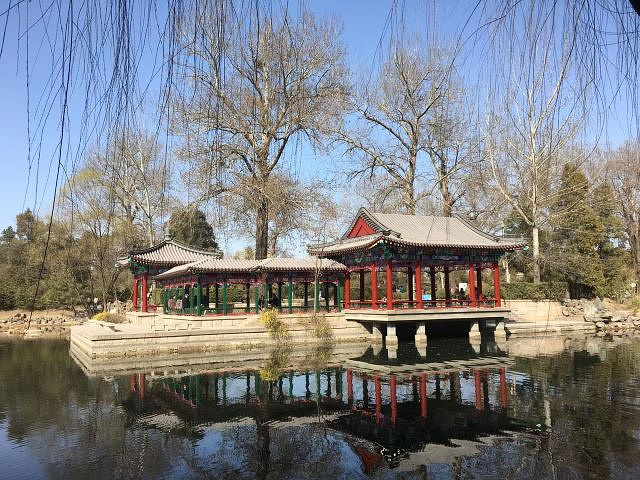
121,235,222,312
308,207,527,311
153,256,347,316
121,208,525,345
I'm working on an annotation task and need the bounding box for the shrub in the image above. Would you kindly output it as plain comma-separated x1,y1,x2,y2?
502,281,568,301
309,313,333,340
0,282,16,310
259,308,289,341
92,312,126,323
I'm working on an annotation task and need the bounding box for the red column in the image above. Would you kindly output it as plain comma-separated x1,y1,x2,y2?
468,264,476,307
344,272,351,309
444,267,451,306
390,375,398,426
386,259,393,310
493,262,502,307
420,373,428,418
474,369,483,410
415,260,423,309
375,375,382,423
476,266,483,302
139,373,145,400
499,367,508,409
429,266,437,305
359,270,365,303
407,266,414,303
371,263,378,309
132,277,138,311
142,273,149,312
347,369,353,405
130,374,136,393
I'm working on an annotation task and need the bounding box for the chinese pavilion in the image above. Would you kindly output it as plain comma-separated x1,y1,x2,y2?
308,208,527,311
153,257,347,316
121,236,222,312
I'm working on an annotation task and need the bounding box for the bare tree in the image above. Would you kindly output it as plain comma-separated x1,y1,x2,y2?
172,5,347,259
338,44,474,215
484,1,589,283
85,132,170,247
220,173,336,256
607,140,640,290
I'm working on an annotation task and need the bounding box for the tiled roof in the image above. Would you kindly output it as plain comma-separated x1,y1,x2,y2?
127,240,223,267
154,256,346,280
308,207,527,255
190,258,261,274
259,257,347,272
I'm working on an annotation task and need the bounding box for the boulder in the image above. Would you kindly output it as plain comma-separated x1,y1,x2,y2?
583,301,598,316
593,297,604,311
595,321,606,329
610,312,628,323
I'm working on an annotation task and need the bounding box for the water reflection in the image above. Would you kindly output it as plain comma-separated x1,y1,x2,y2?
115,339,534,478
0,335,639,478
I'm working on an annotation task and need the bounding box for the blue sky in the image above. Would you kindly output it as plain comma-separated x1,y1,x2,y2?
0,0,633,236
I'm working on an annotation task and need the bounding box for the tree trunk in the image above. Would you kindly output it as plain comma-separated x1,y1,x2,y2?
532,225,541,283
255,197,269,260
502,257,511,284
439,161,453,216
442,195,453,217
403,182,416,215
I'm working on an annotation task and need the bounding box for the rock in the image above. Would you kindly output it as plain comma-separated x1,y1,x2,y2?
593,297,603,311
610,312,628,322
583,302,598,316
595,321,606,329
24,328,42,338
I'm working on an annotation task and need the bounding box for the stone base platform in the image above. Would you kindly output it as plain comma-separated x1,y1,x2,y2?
70,340,371,377
344,308,510,347
70,313,374,360
344,307,511,323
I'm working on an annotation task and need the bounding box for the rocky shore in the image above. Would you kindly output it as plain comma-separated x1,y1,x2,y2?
0,310,87,335
562,298,640,334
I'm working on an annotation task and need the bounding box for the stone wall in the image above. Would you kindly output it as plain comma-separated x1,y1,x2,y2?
503,299,568,322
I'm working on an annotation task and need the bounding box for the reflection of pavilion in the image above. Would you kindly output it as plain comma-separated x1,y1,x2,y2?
119,342,535,475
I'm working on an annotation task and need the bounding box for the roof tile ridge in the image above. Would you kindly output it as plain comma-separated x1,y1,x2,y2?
168,239,223,256
129,240,169,256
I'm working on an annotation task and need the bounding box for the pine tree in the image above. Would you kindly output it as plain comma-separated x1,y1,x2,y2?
167,208,219,252
550,164,605,298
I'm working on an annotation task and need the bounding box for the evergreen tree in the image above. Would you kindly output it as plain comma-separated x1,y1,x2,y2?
591,182,632,299
549,163,605,298
167,208,219,251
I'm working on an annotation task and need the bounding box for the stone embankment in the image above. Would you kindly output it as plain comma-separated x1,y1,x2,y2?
563,298,640,334
504,298,640,336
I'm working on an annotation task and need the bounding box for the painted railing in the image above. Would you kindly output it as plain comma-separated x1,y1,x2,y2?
343,298,499,310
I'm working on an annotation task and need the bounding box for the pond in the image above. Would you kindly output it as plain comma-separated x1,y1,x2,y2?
0,335,639,479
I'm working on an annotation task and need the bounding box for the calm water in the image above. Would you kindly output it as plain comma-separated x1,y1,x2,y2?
1,335,639,479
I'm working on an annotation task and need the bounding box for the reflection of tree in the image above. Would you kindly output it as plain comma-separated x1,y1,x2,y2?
0,339,177,478
508,338,640,479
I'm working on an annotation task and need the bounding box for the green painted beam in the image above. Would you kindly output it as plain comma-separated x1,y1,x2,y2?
196,283,202,316
222,281,228,315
